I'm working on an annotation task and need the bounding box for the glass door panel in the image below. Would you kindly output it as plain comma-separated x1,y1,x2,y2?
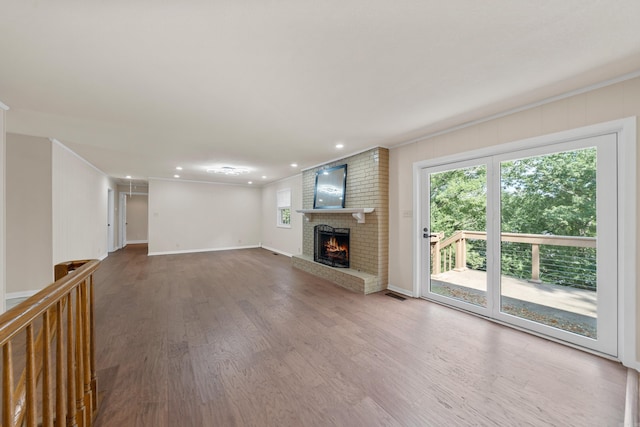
426,163,488,309
499,147,598,337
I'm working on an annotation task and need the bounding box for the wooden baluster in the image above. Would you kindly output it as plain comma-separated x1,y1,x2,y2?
3,342,14,427
42,310,54,427
433,237,441,275
57,300,66,427
89,274,98,414
66,294,77,427
25,325,37,427
81,279,93,423
75,287,86,427
530,243,542,283
457,237,467,271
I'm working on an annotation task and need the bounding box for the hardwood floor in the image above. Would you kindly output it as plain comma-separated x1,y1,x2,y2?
93,245,626,426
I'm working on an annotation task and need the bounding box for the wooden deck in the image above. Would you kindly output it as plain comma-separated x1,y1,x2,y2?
92,245,626,426
433,269,597,317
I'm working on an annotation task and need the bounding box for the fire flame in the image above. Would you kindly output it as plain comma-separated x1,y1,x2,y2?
324,236,348,259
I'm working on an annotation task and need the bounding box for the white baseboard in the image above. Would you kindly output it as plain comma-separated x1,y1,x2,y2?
624,368,639,426
148,244,261,256
386,284,415,298
126,240,148,244
6,290,39,300
260,245,294,257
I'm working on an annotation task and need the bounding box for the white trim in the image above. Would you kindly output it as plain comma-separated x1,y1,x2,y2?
261,245,293,257
50,139,108,177
148,176,258,187
386,284,415,298
395,70,640,149
624,369,639,426
148,244,260,256
0,100,9,111
412,117,637,365
122,191,148,196
618,118,639,370
6,290,39,300
99,252,108,261
126,240,148,244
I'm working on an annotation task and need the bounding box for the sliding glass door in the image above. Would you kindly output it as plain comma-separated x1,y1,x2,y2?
421,135,617,355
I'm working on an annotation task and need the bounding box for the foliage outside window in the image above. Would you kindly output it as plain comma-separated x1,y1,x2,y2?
277,189,291,228
429,148,597,289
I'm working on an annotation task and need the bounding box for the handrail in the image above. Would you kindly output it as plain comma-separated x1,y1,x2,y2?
430,230,596,282
0,259,100,427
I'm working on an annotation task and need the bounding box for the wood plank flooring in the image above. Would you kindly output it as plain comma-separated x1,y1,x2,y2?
93,245,627,426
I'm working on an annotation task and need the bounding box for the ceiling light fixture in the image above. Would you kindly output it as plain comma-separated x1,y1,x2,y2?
206,166,250,175
126,175,132,179
174,174,180,178
176,166,183,170
290,163,298,168
248,181,253,185
336,143,344,149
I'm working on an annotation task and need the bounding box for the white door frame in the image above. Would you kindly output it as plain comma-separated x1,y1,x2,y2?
412,117,637,367
118,192,127,249
107,189,115,252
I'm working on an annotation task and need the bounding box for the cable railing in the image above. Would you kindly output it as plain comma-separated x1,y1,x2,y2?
0,259,99,427
430,231,597,290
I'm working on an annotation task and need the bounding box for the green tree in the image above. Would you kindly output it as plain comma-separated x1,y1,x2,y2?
500,148,596,237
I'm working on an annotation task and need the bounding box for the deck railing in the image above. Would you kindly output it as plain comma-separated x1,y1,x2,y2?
430,231,596,287
0,259,99,427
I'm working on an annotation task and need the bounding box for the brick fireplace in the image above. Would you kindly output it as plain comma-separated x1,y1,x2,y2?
292,147,389,294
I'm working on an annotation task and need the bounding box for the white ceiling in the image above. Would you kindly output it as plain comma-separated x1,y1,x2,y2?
2,1,640,185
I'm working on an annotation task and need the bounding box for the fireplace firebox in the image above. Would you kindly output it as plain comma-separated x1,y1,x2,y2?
314,225,350,268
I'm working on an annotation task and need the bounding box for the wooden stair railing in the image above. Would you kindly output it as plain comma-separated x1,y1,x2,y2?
0,259,100,427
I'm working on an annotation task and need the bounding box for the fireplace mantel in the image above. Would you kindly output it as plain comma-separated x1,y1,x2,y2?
296,208,374,224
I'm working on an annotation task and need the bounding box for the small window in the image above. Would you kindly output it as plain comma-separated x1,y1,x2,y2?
277,188,291,228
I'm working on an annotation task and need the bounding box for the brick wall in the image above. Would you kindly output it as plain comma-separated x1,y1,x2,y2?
296,147,389,293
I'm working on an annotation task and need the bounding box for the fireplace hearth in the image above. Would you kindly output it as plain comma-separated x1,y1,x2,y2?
314,224,350,268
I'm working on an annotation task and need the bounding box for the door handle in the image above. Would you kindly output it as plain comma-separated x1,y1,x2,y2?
423,228,437,238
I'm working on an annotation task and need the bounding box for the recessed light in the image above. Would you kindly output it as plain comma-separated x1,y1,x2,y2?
176,166,183,170
336,143,344,149
174,174,180,178
262,175,267,179
248,181,253,184
126,175,132,179
290,163,298,168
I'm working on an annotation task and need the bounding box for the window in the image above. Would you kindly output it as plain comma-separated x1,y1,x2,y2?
277,188,291,228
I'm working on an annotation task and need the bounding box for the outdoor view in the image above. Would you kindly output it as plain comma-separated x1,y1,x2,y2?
429,147,597,338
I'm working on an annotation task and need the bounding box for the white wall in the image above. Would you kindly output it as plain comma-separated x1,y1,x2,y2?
6,134,53,295
0,104,6,312
260,174,303,257
389,76,640,366
148,179,262,255
52,141,112,264
125,194,148,243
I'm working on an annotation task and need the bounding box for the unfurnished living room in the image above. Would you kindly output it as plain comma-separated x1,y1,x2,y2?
1,2,640,426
